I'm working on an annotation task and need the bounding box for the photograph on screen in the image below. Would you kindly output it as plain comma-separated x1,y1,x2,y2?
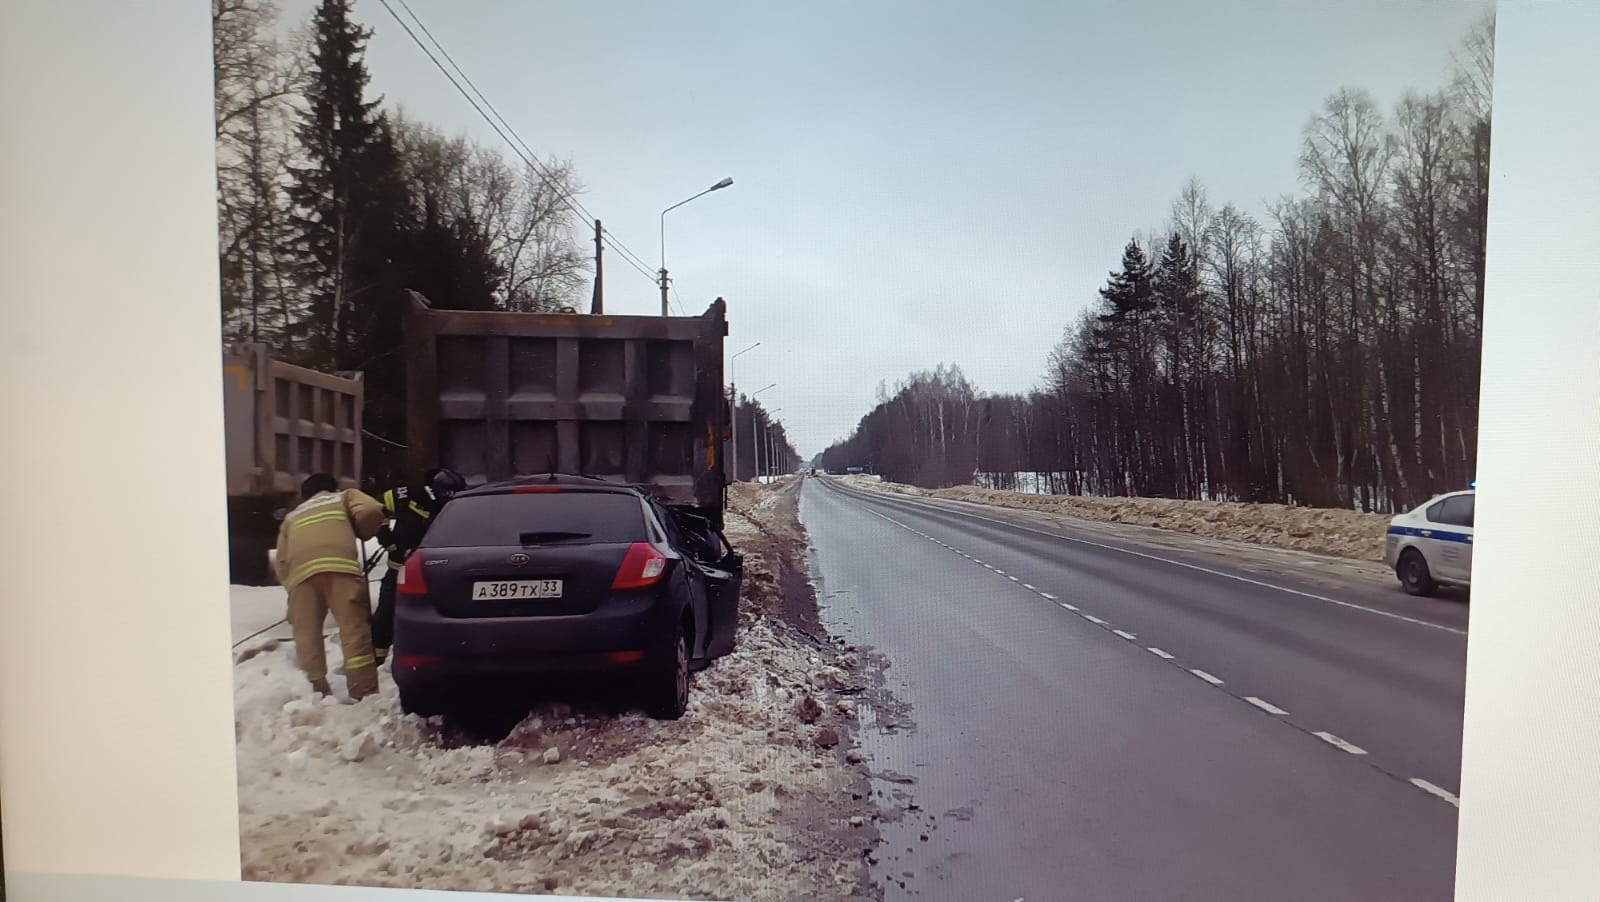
212,1,1495,899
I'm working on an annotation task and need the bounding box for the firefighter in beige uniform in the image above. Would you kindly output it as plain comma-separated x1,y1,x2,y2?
274,473,388,699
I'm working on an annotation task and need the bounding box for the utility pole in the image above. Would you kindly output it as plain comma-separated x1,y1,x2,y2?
751,411,761,484
590,219,604,315
657,267,670,317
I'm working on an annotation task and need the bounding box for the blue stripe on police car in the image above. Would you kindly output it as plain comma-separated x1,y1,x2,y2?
1387,525,1472,544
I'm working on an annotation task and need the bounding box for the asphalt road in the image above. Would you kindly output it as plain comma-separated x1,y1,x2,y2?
801,477,1468,902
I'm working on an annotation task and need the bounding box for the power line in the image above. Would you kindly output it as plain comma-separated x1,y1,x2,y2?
377,0,662,293
391,1,674,290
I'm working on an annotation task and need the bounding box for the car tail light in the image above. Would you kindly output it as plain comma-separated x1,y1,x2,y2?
398,552,428,596
514,486,562,494
613,543,669,590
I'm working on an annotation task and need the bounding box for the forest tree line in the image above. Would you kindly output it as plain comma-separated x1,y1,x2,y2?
819,15,1494,514
215,0,801,485
214,0,594,483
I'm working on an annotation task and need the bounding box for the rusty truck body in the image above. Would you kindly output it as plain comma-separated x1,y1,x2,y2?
223,344,365,584
402,292,732,528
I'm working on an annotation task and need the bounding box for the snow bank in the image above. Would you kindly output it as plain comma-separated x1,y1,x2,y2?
235,480,874,901
844,477,1392,562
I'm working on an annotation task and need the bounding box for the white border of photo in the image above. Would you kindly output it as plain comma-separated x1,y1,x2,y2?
2,1,1599,900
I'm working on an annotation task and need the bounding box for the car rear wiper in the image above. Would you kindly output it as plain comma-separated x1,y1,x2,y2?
519,531,592,545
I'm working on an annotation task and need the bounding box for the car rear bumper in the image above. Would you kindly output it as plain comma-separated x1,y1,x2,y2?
390,591,671,683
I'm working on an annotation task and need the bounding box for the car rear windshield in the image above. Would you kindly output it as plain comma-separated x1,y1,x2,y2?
424,491,649,547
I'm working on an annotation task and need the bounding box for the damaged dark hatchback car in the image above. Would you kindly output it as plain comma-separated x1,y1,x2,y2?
389,474,743,720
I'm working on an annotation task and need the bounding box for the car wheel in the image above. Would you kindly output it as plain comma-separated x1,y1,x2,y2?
1398,550,1438,597
643,616,690,721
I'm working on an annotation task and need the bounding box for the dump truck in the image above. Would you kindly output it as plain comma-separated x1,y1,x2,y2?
402,291,732,528
223,344,365,585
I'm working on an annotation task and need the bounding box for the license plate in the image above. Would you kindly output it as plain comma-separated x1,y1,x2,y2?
472,579,563,600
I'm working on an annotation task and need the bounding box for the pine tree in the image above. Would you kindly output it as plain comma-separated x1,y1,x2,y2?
287,0,408,370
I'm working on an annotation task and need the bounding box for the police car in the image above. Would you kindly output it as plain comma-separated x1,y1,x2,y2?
1384,485,1474,597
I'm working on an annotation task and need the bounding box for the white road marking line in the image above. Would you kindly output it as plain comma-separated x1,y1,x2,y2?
1245,697,1290,716
1023,584,1037,591
994,568,1006,575
1059,602,1078,612
1147,647,1175,659
1008,576,1020,582
1082,614,1107,625
1409,779,1460,808
982,564,994,570
1112,629,1137,640
1040,592,1057,600
851,490,1465,636
1314,732,1368,755
1191,669,1224,685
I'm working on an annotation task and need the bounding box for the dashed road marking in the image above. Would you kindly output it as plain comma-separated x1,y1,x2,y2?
849,486,1465,636
1246,696,1290,716
1314,732,1368,756
1008,576,1020,582
1409,779,1460,807
1023,584,1037,591
844,496,1453,811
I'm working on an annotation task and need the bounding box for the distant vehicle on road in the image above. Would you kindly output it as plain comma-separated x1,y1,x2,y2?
391,474,743,720
1385,489,1474,597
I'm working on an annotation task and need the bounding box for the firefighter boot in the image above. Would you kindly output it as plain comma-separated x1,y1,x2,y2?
344,657,379,700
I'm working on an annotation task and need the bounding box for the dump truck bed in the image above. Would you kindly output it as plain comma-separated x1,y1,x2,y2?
403,292,730,521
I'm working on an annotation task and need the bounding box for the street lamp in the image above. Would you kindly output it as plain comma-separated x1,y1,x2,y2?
751,383,776,483
729,342,760,483
765,409,784,482
660,177,734,317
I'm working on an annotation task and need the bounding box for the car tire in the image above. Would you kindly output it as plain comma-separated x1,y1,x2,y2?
1398,549,1438,597
643,614,691,721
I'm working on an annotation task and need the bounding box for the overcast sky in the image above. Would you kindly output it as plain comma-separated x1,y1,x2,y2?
274,0,1493,457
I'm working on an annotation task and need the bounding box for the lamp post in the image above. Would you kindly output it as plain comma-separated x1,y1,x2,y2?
729,342,760,482
750,383,776,483
765,409,783,482
659,177,734,317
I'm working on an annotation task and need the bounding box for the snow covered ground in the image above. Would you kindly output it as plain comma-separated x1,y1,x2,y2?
836,475,1393,562
232,481,876,901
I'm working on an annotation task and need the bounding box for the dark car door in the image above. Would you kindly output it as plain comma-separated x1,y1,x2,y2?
645,500,712,661
663,506,744,661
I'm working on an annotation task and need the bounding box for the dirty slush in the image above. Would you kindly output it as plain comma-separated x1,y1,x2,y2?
234,477,884,901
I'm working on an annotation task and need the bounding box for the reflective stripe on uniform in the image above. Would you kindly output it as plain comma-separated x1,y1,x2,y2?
345,654,375,670
287,556,363,586
383,489,397,515
408,500,433,519
291,510,349,530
